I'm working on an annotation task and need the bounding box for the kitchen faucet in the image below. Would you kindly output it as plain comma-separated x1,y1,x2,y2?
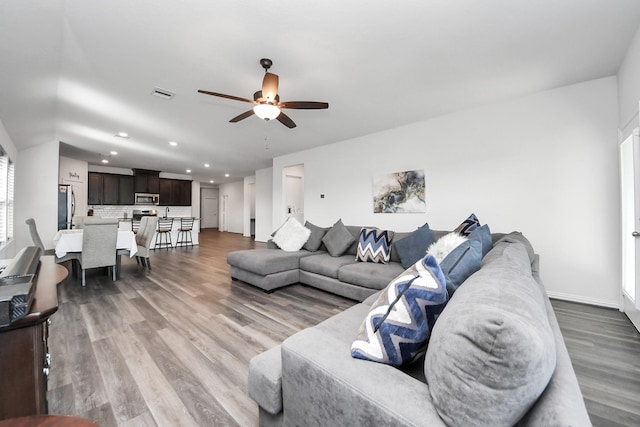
165,207,169,218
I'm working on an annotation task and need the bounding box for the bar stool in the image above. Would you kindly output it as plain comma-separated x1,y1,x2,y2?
131,218,141,234
176,217,195,247
155,217,174,249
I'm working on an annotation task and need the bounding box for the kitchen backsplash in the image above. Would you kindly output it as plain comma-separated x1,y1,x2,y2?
90,205,193,219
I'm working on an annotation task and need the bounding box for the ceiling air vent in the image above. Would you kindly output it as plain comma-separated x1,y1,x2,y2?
152,87,176,100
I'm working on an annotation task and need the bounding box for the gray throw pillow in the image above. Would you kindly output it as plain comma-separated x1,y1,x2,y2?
303,221,328,252
392,223,435,269
321,219,355,257
425,241,556,427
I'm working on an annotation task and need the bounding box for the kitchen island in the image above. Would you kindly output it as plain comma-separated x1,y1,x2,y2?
117,217,200,249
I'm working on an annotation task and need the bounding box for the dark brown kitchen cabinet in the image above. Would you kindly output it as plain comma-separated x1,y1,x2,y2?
119,175,135,205
88,173,135,205
159,178,192,206
134,169,160,194
88,172,103,205
102,174,120,204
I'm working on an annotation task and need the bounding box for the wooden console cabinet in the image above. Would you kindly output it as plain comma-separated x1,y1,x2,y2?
0,257,68,420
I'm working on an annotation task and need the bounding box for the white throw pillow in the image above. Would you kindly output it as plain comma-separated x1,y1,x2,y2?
426,232,468,263
272,218,311,252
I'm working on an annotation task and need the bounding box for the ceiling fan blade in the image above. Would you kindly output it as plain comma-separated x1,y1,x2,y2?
261,72,279,102
276,112,297,128
198,90,256,104
229,109,255,123
278,101,329,110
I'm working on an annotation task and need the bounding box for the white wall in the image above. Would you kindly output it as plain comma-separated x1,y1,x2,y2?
274,77,620,307
15,140,60,252
219,180,244,233
255,167,273,242
618,23,640,138
0,120,18,258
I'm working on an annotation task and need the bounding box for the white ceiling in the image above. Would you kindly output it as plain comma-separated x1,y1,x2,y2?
1,0,639,185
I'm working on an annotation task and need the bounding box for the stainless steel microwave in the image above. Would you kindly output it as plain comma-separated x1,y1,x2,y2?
135,193,160,205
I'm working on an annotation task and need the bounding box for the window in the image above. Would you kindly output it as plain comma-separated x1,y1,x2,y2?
0,149,14,245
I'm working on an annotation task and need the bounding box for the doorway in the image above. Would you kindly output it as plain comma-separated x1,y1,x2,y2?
619,130,640,331
200,188,219,229
283,164,304,224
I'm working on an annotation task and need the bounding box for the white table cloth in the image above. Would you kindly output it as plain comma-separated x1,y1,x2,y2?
53,229,138,258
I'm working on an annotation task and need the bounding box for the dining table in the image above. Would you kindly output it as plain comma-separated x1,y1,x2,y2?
53,228,138,258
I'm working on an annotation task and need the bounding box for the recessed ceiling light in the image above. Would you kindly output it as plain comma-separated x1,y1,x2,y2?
204,163,210,168
102,159,109,164
186,169,191,173
169,141,178,146
225,173,229,177
210,180,214,183
116,132,129,138
110,151,118,155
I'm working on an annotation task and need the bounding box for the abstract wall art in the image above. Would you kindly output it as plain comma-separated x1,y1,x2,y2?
373,169,426,213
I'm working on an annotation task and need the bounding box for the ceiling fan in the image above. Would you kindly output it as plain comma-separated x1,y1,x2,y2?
198,58,328,129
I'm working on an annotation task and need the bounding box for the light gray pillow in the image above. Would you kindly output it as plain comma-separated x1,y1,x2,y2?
321,219,355,257
425,241,556,427
303,221,328,252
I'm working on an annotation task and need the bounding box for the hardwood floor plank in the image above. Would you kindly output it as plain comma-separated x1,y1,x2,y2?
45,230,640,426
93,336,148,423
114,326,201,427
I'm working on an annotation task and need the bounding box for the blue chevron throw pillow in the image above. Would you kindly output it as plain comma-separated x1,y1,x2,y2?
355,227,394,264
351,255,448,366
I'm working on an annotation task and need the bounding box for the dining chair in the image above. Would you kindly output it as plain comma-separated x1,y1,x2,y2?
24,218,55,256
176,217,195,247
155,217,174,249
135,216,159,269
78,218,119,287
131,218,141,234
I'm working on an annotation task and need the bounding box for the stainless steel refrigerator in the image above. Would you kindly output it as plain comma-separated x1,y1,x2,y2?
57,184,75,230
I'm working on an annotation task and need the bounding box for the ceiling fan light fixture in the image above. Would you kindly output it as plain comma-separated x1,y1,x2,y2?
253,103,280,121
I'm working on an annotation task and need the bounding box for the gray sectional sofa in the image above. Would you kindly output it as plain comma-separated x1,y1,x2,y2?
240,231,591,426
227,225,449,302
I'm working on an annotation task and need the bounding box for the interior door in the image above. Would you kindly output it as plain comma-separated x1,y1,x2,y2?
619,130,640,330
201,188,218,229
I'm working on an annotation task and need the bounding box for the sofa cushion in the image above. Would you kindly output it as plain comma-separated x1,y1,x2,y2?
303,221,328,252
322,219,356,257
300,253,356,279
227,249,309,276
438,238,483,296
338,261,406,290
355,227,394,264
392,223,435,268
454,212,480,236
351,255,448,366
248,345,283,415
468,223,492,257
425,241,556,427
272,217,311,252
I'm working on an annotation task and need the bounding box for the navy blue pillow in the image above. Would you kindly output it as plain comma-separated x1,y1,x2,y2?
392,223,435,268
468,224,492,257
439,239,482,296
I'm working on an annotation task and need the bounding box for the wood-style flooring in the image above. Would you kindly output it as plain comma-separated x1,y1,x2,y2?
47,229,640,426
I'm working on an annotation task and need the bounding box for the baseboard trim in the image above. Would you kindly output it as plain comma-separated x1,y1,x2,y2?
546,291,620,309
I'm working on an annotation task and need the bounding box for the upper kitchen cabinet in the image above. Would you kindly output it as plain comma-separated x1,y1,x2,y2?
88,172,103,205
133,169,160,194
88,172,135,205
159,178,192,206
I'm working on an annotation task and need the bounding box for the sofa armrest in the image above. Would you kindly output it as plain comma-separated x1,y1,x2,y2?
248,345,283,416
